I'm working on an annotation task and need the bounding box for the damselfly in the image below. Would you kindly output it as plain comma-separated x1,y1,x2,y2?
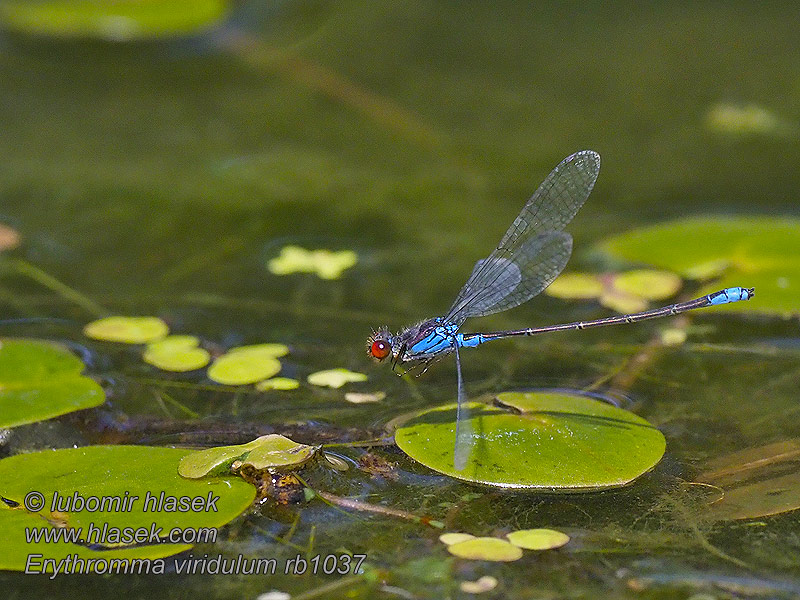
367,151,753,470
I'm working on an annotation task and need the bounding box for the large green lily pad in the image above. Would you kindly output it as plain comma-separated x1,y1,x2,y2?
394,391,666,489
0,338,105,428
599,216,800,316
0,0,229,41
0,445,255,572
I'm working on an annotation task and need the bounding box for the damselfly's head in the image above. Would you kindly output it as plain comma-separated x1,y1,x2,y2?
366,327,394,362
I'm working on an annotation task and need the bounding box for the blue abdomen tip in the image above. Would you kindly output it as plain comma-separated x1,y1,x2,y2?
711,287,754,305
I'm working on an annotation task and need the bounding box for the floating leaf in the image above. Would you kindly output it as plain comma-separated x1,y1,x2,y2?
0,0,230,41
546,273,605,299
344,391,386,403
705,102,794,137
208,348,281,386
307,368,367,388
598,289,648,314
695,439,800,521
612,270,682,301
506,528,570,550
446,537,522,562
143,335,210,372
267,245,357,280
228,343,289,358
0,445,254,571
394,391,665,489
84,316,169,344
600,217,800,316
256,377,299,391
256,592,291,600
547,269,682,315
0,339,105,428
179,435,317,479
439,532,475,546
460,576,498,594
659,328,688,346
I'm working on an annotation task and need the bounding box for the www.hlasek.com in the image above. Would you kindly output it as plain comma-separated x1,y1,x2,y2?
20,489,369,577
21,489,220,547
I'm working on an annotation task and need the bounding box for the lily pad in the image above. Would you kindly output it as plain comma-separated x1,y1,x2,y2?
394,391,666,489
506,528,570,550
613,270,682,301
0,0,230,41
207,346,282,386
446,537,522,562
179,434,317,479
547,269,681,314
344,391,386,403
599,217,800,316
267,245,358,280
0,445,255,571
460,576,498,594
143,335,210,372
705,102,794,137
256,377,300,391
545,273,605,299
84,316,169,344
439,532,475,546
0,338,105,428
228,343,289,358
307,368,367,388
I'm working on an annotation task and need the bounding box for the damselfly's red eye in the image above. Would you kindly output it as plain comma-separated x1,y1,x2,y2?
370,339,391,360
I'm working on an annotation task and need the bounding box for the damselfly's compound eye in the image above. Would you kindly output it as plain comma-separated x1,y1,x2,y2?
369,339,391,360
367,327,393,361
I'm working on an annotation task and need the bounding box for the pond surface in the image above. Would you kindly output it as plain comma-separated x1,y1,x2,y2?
1,1,799,598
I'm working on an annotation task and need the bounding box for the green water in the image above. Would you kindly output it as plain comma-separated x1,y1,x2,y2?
1,1,800,598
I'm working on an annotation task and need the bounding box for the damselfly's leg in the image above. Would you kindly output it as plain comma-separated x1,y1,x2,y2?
453,341,473,471
412,358,436,377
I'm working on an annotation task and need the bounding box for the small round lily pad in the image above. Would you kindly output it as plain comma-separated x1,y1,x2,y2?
506,528,570,550
179,434,317,479
256,377,300,391
706,103,790,136
547,269,682,314
267,246,357,280
612,269,681,300
546,273,605,299
208,349,282,386
307,368,367,388
394,391,666,489
0,0,230,41
344,391,385,403
439,532,475,546
143,335,210,372
446,537,522,562
460,576,498,594
229,343,289,358
84,316,169,344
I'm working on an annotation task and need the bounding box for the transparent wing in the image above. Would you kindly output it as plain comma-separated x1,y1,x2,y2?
446,232,572,323
444,148,599,325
